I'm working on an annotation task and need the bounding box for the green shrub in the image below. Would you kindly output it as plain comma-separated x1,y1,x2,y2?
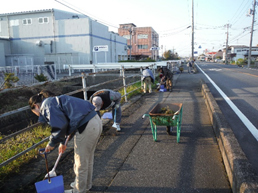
237,58,244,65
34,73,48,82
1,73,19,89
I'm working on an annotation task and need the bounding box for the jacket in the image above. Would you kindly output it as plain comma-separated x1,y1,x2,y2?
39,95,96,147
161,67,173,80
89,89,121,110
142,69,154,83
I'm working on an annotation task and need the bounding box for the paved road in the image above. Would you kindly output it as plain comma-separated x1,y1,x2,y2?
196,62,258,174
4,69,231,193
59,71,231,192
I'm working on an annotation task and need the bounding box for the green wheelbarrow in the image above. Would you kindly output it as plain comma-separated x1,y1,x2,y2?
142,103,183,142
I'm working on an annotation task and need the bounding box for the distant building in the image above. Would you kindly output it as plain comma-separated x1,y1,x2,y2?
0,9,127,67
118,23,159,61
223,45,258,62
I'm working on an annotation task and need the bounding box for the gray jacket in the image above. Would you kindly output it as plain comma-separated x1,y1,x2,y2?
39,95,96,147
142,69,154,83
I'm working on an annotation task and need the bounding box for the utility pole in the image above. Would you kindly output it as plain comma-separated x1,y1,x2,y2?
247,0,256,68
191,0,194,63
225,24,230,65
129,28,132,60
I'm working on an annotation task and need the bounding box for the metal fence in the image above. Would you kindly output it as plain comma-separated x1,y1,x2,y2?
0,64,157,168
0,60,182,88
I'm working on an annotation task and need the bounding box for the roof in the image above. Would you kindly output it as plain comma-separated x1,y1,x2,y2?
119,23,137,27
229,45,248,48
0,9,53,16
0,8,83,17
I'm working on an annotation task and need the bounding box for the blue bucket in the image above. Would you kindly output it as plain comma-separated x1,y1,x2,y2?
35,175,64,193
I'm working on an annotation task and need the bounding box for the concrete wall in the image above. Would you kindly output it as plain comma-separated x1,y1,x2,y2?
201,80,258,192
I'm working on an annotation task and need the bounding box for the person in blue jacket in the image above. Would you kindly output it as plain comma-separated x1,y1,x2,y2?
142,67,154,93
29,91,102,193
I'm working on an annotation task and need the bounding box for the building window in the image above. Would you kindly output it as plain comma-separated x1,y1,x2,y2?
23,18,32,25
138,45,148,49
10,19,19,26
39,17,49,24
123,35,130,39
137,34,148,39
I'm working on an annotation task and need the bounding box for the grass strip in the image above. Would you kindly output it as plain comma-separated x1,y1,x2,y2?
0,125,50,180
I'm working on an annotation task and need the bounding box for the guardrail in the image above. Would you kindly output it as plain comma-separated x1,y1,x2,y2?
0,60,182,87
0,64,157,168
63,61,181,76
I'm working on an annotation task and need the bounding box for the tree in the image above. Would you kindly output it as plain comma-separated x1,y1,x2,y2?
0,73,19,89
163,50,179,60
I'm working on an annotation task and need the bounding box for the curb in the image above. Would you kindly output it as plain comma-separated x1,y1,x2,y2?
201,79,258,193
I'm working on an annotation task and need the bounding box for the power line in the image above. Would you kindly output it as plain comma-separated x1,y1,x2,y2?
230,0,251,26
54,0,119,29
228,0,248,23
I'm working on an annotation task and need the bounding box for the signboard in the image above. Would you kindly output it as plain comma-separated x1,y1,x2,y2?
93,45,108,52
137,34,148,39
150,47,160,50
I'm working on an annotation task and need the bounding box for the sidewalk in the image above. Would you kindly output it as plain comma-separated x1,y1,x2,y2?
61,72,231,192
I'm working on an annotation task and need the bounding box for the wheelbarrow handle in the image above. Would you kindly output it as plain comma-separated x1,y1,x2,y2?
142,114,150,119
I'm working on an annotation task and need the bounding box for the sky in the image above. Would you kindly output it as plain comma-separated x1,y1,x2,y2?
0,0,257,57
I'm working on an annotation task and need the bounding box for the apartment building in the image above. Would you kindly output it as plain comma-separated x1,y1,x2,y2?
0,9,127,67
118,23,159,61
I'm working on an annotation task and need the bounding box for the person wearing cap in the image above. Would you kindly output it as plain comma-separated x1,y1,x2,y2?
89,89,122,132
158,66,173,91
141,67,154,93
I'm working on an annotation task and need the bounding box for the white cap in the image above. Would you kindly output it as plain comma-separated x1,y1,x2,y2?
92,96,103,111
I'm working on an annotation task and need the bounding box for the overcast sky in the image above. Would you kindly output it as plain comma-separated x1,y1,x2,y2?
1,0,257,57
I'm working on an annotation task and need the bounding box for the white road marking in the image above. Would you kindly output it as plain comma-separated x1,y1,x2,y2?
209,68,222,71
196,64,258,141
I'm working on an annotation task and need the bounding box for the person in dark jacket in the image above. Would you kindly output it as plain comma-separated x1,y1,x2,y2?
187,60,193,73
89,89,122,132
142,67,154,93
29,91,102,193
158,67,173,91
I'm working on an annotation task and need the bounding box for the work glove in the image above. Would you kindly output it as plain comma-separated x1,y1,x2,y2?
115,104,120,109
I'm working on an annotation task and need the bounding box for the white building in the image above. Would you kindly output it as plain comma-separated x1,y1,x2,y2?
224,45,258,62
0,9,128,67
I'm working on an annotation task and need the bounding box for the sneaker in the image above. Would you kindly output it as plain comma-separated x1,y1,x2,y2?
70,182,75,189
65,189,73,193
112,123,117,128
116,124,121,132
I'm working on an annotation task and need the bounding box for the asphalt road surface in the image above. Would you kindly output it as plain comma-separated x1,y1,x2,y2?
196,62,258,174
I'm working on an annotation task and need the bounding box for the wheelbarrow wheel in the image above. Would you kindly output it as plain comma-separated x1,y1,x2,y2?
166,126,173,135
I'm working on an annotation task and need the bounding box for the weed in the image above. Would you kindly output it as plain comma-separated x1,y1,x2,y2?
0,125,51,180
34,73,48,82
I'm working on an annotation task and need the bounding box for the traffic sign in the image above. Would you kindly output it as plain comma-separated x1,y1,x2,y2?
150,47,160,50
